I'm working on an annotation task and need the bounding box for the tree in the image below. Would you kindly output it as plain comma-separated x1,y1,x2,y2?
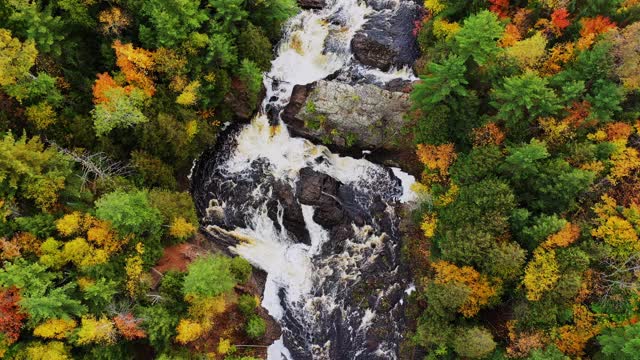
75,316,116,345
551,8,571,30
33,319,76,340
19,283,86,325
23,341,72,360
183,255,238,298
237,23,273,71
209,0,249,33
452,326,496,358
0,133,72,211
92,87,148,136
598,323,640,359
0,28,37,87
502,140,594,213
98,7,131,36
416,143,457,185
237,59,263,107
454,10,504,65
113,313,146,340
0,287,25,346
169,217,196,241
505,32,548,70
95,190,162,238
612,22,640,91
492,72,561,140
138,306,179,352
523,248,560,301
431,261,498,317
175,319,203,344
411,54,468,108
176,80,200,106
5,3,66,56
139,0,208,48
112,41,156,97
246,315,266,339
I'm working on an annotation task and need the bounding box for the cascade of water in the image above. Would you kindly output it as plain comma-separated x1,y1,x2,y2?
193,0,418,357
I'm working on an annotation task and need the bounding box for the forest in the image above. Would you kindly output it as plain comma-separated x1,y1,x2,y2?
403,0,640,359
2,0,640,359
0,0,295,358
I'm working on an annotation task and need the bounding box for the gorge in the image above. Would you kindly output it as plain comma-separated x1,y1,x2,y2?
191,0,421,358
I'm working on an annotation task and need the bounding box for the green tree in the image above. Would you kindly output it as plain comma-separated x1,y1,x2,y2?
454,10,504,65
246,315,266,339
502,140,594,213
0,133,72,211
5,2,66,56
95,190,163,237
237,58,263,107
452,326,496,359
237,22,273,71
492,72,561,141
0,259,86,325
209,0,248,33
138,305,179,352
138,0,208,48
598,323,640,359
4,72,62,106
92,88,148,136
183,255,238,298
411,54,468,108
238,294,258,316
81,278,119,315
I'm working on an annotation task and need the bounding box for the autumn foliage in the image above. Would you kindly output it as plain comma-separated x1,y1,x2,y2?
0,287,25,344
432,261,498,317
112,40,156,97
113,313,146,340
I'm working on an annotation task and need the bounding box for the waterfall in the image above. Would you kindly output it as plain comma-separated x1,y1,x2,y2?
192,0,418,358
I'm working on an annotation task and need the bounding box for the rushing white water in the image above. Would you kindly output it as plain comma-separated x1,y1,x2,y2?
198,0,418,357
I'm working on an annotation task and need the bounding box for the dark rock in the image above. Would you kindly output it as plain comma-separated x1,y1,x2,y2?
282,83,313,127
351,2,421,71
296,167,345,227
297,167,340,206
224,79,265,122
267,181,310,244
385,78,414,93
297,0,325,9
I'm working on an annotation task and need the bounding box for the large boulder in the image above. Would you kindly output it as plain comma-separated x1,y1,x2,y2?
296,167,345,227
282,80,412,151
351,2,421,71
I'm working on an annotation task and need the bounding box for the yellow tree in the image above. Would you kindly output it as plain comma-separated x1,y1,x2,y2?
432,260,498,317
523,248,560,301
0,29,37,87
416,143,457,185
506,32,548,71
75,316,116,345
33,319,77,340
112,40,156,97
98,7,131,36
175,319,204,344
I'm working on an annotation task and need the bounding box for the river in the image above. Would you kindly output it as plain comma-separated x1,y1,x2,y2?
191,0,418,357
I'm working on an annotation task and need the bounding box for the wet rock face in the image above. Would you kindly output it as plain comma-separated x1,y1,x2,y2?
282,80,412,151
298,0,326,9
351,2,421,71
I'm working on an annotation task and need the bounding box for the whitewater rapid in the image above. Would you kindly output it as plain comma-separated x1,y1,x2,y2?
194,0,418,357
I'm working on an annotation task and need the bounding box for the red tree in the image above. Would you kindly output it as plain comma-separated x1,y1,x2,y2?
113,313,146,340
0,287,26,344
551,8,571,30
